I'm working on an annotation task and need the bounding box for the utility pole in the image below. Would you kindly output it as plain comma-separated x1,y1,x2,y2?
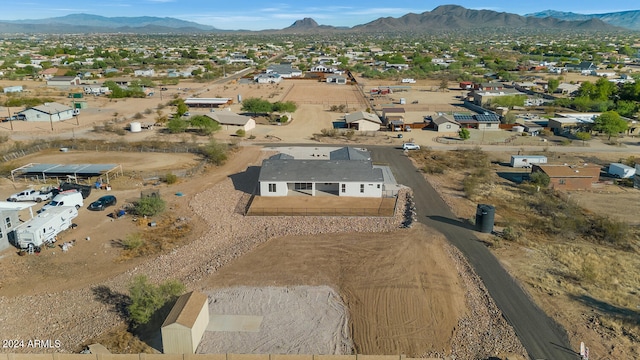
6,107,13,131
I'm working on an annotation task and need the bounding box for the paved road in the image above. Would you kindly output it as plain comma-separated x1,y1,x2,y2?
370,146,579,360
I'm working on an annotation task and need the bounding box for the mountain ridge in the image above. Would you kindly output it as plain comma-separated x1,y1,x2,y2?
526,9,640,30
0,6,624,34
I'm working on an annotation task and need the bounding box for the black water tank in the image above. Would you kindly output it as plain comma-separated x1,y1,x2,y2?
475,204,495,233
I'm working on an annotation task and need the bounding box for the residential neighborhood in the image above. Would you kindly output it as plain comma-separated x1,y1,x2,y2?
1,7,640,360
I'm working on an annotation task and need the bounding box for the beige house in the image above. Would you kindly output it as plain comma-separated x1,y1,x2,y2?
161,291,209,354
345,111,382,131
205,111,256,132
432,114,460,133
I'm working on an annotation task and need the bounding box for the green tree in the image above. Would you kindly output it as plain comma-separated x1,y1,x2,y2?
594,111,628,140
459,128,471,140
189,115,220,136
575,131,591,145
134,196,166,216
167,118,188,134
127,275,185,327
271,101,297,113
241,97,272,116
529,171,550,188
547,78,560,94
174,99,189,117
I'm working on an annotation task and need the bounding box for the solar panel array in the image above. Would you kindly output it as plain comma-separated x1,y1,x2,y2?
18,164,119,176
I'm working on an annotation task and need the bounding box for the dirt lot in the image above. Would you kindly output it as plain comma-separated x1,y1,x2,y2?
411,149,640,359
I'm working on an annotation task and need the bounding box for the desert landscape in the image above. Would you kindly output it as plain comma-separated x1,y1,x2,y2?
0,70,639,360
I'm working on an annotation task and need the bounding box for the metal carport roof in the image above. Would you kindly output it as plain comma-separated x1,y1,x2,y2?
11,163,122,182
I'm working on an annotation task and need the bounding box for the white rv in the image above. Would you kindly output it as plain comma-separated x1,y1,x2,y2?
14,206,78,251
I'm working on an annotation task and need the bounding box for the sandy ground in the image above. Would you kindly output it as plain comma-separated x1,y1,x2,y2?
203,226,467,356
199,286,352,355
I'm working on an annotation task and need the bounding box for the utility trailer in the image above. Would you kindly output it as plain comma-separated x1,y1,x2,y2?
13,206,78,252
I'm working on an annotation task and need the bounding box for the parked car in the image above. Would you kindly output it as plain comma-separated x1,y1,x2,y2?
88,195,117,211
7,188,53,203
402,142,421,150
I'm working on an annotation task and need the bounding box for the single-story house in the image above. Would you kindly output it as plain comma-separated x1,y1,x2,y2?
548,113,599,134
205,111,256,132
133,69,155,77
161,291,209,354
258,147,384,198
17,102,74,122
266,64,302,78
254,73,282,84
532,164,601,190
475,113,501,131
344,111,382,131
259,158,384,197
472,88,525,106
326,74,347,85
382,108,405,128
565,61,596,73
46,76,81,87
432,114,460,133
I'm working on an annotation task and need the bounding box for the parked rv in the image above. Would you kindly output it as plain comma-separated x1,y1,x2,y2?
13,206,78,251
608,163,636,179
41,190,84,212
510,155,548,168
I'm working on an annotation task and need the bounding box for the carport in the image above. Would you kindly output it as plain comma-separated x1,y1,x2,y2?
11,163,123,183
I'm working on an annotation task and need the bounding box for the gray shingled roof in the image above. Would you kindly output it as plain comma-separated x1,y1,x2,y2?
259,159,383,183
329,147,371,161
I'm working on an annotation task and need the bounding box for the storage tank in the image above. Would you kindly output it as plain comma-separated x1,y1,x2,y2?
475,204,495,233
129,122,142,133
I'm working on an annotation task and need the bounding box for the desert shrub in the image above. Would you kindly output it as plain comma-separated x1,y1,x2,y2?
280,115,288,123
320,128,338,137
199,139,228,165
133,112,144,120
423,163,446,174
143,108,153,115
502,226,521,242
459,128,470,140
127,275,185,327
0,133,9,143
134,196,166,217
345,129,355,139
463,174,481,198
560,139,572,146
588,216,630,249
235,129,246,137
164,173,178,184
248,134,256,140
122,233,144,250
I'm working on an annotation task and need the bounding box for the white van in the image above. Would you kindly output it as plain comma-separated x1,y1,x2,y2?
41,190,84,212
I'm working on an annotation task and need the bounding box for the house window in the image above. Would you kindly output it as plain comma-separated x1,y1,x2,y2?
268,183,277,192
377,184,381,189
486,123,492,128
5,217,11,228
559,179,566,185
446,124,451,129
360,184,365,193
341,184,346,193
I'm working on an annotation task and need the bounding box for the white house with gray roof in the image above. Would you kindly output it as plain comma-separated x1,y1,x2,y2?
17,102,74,122
258,147,385,197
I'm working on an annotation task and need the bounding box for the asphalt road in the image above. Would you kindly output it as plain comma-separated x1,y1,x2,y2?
370,146,579,360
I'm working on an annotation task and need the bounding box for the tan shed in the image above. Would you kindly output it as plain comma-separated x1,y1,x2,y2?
161,291,209,354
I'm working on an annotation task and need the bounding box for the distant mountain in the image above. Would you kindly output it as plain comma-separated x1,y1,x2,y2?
0,6,620,34
0,13,218,34
526,9,640,30
352,5,616,32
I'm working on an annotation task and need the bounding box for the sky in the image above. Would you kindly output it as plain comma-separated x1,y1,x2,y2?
3,1,640,30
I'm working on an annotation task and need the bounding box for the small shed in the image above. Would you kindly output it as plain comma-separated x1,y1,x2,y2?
161,291,209,354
